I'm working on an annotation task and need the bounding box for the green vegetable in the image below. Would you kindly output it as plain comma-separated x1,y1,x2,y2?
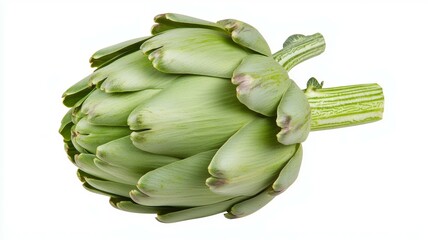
59,13,384,223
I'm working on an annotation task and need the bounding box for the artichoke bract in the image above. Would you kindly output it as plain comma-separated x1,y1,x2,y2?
59,13,384,223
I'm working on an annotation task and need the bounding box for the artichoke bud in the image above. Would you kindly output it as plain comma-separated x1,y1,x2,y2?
59,13,319,223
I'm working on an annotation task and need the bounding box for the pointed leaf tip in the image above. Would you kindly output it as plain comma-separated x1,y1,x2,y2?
90,36,151,68
141,28,249,78
272,144,303,193
152,13,223,34
217,19,271,56
208,118,298,196
276,80,311,145
232,54,290,116
226,188,276,218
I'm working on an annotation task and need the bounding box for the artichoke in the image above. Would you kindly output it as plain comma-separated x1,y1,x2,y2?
59,13,384,223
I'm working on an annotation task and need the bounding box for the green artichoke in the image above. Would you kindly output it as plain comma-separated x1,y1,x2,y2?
59,13,384,223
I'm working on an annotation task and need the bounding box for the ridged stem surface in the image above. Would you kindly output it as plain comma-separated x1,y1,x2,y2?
273,33,326,71
305,81,384,131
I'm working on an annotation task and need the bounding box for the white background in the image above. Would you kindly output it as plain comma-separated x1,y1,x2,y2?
1,0,427,239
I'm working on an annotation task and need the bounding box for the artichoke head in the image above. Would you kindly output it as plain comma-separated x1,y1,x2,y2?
59,13,321,223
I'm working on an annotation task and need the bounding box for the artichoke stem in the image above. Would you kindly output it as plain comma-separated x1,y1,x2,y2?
273,33,326,71
304,78,384,131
